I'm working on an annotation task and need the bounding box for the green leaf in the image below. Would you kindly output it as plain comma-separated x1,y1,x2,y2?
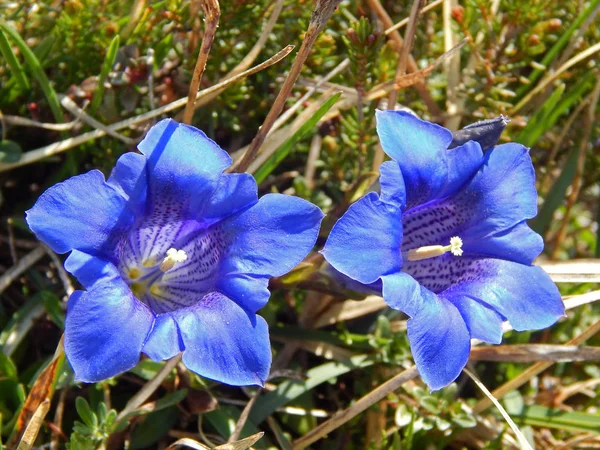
0,140,22,164
508,404,600,434
129,406,179,449
530,148,577,234
0,30,29,91
0,22,65,124
451,412,477,428
253,92,342,184
250,354,374,423
91,35,120,114
76,397,97,429
0,352,17,379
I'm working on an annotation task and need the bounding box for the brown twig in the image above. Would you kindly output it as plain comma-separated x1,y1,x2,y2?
472,318,600,413
292,366,419,449
116,354,182,421
366,0,441,117
233,0,343,173
227,388,263,443
182,0,220,125
388,0,424,109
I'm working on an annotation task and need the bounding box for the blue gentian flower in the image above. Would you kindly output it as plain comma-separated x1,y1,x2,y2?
322,111,564,390
27,119,323,386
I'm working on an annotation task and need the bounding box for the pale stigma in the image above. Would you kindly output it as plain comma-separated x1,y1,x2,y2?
159,248,188,272
405,236,463,261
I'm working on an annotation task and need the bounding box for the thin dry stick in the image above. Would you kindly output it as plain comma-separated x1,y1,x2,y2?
185,0,286,116
43,245,74,296
388,0,424,109
384,0,444,35
551,76,600,259
60,96,136,145
182,0,220,125
0,246,45,295
233,0,343,173
116,354,182,421
463,368,534,450
443,0,462,131
366,0,442,117
305,134,322,189
291,366,419,450
0,46,293,173
375,0,423,168
227,388,263,443
473,318,600,414
511,41,600,114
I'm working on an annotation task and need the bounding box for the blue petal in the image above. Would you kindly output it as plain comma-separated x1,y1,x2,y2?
444,292,504,344
64,250,119,289
448,258,564,332
137,119,232,216
459,143,538,247
173,292,271,386
26,170,133,255
464,220,543,265
216,273,271,314
143,314,183,361
107,152,148,216
379,161,406,207
406,292,471,391
376,110,483,208
220,193,324,277
322,192,402,284
200,173,258,225
381,272,425,317
64,276,153,382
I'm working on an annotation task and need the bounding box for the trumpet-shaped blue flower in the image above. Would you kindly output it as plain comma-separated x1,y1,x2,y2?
27,119,323,386
322,111,564,390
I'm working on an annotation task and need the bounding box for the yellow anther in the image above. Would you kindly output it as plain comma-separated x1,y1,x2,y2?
405,236,463,261
159,248,188,272
128,268,141,279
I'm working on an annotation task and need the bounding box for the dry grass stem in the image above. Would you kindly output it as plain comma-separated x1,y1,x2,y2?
291,366,419,449
234,0,343,173
182,0,220,125
0,46,293,173
550,77,600,258
117,354,183,421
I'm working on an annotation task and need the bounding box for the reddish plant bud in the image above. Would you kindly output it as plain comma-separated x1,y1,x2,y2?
451,6,464,23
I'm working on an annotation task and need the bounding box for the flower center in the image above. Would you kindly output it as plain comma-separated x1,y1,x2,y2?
117,224,226,314
403,236,463,261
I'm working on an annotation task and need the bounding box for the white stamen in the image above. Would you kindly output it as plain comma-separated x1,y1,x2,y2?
405,236,463,261
159,248,188,272
449,236,463,256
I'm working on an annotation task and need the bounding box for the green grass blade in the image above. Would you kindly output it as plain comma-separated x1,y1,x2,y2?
0,30,29,91
0,22,64,124
530,148,577,234
510,404,600,434
250,354,374,424
517,83,565,147
253,92,342,184
91,35,120,114
516,0,600,97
